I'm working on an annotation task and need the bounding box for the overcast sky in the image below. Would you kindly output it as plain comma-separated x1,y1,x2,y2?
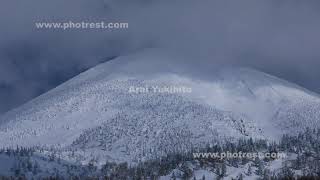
0,0,320,113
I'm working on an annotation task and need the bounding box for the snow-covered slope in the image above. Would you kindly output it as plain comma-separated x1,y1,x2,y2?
0,49,319,162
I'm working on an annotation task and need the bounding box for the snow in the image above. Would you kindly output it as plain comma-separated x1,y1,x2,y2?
193,169,216,179
0,48,319,164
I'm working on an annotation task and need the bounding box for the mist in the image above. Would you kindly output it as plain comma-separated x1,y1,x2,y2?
0,0,320,113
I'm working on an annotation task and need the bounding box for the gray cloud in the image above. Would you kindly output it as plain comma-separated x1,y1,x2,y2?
0,0,320,113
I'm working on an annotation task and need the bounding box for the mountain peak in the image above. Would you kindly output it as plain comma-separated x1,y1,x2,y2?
0,49,319,162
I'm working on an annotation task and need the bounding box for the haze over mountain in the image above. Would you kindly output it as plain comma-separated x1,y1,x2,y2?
0,49,319,164
1,0,320,178
1,0,320,113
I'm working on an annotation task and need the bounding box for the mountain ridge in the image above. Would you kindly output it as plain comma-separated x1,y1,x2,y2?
0,49,319,163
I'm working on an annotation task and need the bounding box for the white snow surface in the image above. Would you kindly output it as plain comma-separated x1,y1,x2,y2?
0,48,319,162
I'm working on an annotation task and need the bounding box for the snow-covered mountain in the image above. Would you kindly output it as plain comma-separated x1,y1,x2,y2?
0,49,319,163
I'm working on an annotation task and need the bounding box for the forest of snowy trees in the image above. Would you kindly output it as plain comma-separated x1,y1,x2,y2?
0,128,319,179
